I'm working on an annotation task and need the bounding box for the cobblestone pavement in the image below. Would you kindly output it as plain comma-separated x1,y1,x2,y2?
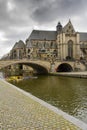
0,79,84,130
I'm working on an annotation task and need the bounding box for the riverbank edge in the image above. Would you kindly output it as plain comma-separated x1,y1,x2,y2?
49,71,87,78
2,79,87,130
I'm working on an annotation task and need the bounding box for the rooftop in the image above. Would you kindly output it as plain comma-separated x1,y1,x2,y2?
28,30,57,41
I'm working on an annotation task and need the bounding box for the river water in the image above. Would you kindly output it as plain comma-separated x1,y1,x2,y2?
11,76,87,124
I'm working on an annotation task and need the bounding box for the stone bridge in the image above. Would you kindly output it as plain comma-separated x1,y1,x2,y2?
0,59,86,74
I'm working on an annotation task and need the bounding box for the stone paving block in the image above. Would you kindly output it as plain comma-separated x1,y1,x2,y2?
0,79,86,130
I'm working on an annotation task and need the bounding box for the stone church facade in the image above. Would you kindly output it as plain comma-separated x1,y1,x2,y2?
25,20,87,61
6,20,87,61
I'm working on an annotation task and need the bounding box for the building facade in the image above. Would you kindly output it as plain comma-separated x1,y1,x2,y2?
25,20,87,61
5,20,87,61
10,40,26,59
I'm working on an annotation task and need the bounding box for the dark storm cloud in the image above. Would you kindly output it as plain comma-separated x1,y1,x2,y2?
0,0,86,28
31,0,85,23
0,0,87,57
0,0,85,30
0,0,11,29
0,0,31,30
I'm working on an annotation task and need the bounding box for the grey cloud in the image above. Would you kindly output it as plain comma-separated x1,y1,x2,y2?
0,40,12,57
0,0,31,29
0,0,87,57
0,0,11,28
0,0,86,28
31,0,85,24
0,0,84,29
13,0,57,23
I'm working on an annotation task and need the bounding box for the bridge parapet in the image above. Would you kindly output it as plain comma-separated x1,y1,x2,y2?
0,59,51,73
0,59,86,73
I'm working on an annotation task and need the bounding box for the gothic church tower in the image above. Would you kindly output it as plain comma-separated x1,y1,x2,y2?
56,20,80,60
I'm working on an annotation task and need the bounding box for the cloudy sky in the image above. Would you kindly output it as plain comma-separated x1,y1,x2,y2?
0,0,87,58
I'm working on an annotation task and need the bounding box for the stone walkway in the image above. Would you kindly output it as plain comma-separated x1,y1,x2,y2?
0,79,87,130
50,71,87,78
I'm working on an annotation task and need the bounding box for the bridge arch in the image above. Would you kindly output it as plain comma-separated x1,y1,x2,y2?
18,62,48,74
56,63,73,72
0,60,49,75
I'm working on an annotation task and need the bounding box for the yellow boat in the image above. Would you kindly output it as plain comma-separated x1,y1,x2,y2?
6,76,23,82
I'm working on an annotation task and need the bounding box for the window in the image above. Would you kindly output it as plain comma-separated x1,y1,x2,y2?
51,42,53,47
68,40,73,59
69,26,71,29
28,49,30,53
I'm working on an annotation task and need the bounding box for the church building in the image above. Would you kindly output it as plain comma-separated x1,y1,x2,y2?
26,20,87,61
7,20,87,61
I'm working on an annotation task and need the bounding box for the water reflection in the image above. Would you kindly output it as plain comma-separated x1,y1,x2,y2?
11,76,87,123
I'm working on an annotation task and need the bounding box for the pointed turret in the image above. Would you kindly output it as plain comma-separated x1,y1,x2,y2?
63,19,75,33
56,22,62,34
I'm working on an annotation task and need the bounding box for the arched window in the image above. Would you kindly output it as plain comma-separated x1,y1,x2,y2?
51,42,53,48
68,40,73,59
45,42,49,49
28,49,30,53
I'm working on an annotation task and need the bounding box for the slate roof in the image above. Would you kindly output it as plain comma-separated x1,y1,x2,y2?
13,40,25,49
28,30,57,41
79,32,87,42
27,29,87,43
